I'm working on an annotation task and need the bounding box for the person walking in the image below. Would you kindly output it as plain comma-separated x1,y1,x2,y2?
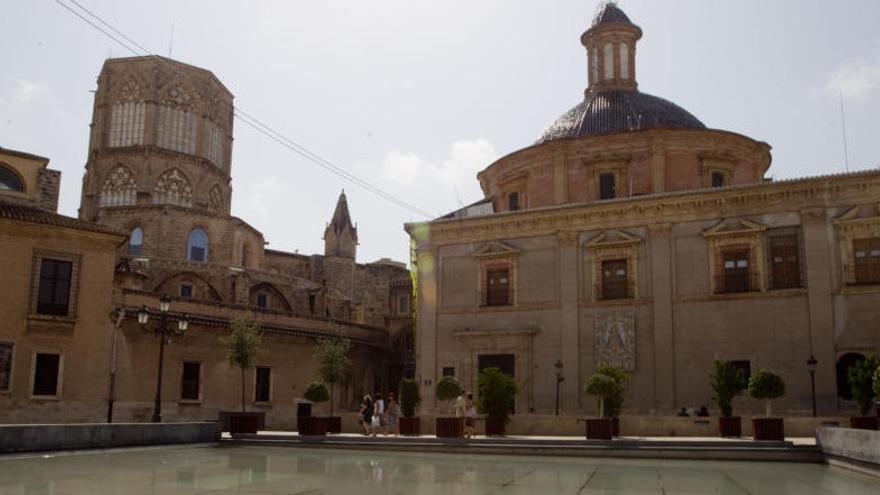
374,393,386,435
464,392,477,438
386,392,401,436
360,395,374,435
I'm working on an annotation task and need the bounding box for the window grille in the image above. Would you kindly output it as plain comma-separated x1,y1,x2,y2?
156,106,197,155
599,259,631,300
711,171,726,188
108,102,145,147
715,249,757,294
484,267,511,306
850,238,880,285
206,123,226,168
37,259,73,315
599,173,616,200
768,227,803,289
508,192,520,211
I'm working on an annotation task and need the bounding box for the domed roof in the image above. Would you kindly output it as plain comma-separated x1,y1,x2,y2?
593,3,632,26
535,90,706,145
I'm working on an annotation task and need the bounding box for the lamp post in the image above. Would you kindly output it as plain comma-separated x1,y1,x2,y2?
806,355,818,417
138,294,188,423
554,359,565,416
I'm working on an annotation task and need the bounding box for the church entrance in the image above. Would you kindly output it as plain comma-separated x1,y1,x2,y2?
478,354,515,413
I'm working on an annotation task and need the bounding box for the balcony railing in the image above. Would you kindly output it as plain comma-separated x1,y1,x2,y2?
844,264,880,286
713,271,760,294
595,281,635,301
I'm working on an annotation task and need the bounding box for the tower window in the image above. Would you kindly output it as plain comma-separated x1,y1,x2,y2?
128,227,143,256
179,284,193,299
257,293,268,308
108,102,145,147
187,229,209,262
0,164,24,192
711,172,727,188
599,173,616,200
619,43,629,79
603,43,614,80
508,192,520,211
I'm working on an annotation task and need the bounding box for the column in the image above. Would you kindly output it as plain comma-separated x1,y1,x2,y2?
415,247,439,412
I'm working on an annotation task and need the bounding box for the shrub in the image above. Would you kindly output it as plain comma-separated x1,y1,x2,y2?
748,369,786,417
710,360,747,418
435,376,461,416
584,373,617,418
313,336,351,416
223,318,261,413
595,363,628,418
874,365,880,398
398,378,421,418
848,356,880,417
477,368,517,423
303,382,329,404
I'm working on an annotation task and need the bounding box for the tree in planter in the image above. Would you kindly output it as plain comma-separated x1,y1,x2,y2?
748,369,786,417
313,336,351,417
595,363,628,419
302,382,330,435
435,376,462,415
399,378,421,418
848,356,880,417
584,373,617,418
477,368,517,431
874,365,880,399
223,318,261,413
304,382,330,405
710,360,747,418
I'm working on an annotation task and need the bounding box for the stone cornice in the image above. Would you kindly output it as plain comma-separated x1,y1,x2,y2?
409,170,880,246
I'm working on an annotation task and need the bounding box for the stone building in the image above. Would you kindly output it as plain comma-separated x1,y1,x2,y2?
6,55,412,426
0,147,126,423
407,4,880,416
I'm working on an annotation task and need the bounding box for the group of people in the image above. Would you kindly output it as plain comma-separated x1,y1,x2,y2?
455,390,478,438
359,393,400,435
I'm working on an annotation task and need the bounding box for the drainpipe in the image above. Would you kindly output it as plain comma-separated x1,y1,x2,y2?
107,307,125,423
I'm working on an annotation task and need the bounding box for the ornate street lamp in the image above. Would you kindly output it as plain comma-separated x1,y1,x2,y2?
139,294,188,422
555,359,565,416
806,355,818,417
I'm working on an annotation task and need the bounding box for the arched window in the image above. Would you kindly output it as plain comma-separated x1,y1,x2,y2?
156,84,197,154
128,227,143,255
619,43,630,79
99,166,137,207
603,43,614,80
0,164,24,191
187,229,208,262
836,352,866,400
153,169,193,207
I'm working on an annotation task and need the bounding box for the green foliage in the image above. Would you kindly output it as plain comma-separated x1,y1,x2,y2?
748,369,786,400
313,336,351,416
874,365,880,398
710,360,747,418
398,378,421,418
848,356,880,416
584,373,617,418
435,376,461,416
595,363,628,418
303,382,329,403
477,368,517,422
224,318,261,370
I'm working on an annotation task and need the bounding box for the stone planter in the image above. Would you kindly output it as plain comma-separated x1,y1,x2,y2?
752,418,784,441
435,417,463,438
298,416,327,436
228,413,259,435
399,417,420,436
485,418,506,437
585,418,613,440
612,417,620,437
718,416,742,437
849,416,879,430
325,416,342,434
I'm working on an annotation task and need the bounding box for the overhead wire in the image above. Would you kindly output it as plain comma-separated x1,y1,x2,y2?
53,0,433,219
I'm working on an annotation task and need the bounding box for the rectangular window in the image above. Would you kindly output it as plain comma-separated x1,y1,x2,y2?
32,353,60,397
721,249,751,293
853,238,880,285
36,259,73,316
711,171,726,188
601,259,629,300
768,227,802,289
398,294,410,315
180,362,201,401
257,293,268,308
255,366,271,402
485,267,510,306
442,367,455,377
730,360,751,382
180,284,193,299
0,342,13,392
599,173,616,200
507,192,520,211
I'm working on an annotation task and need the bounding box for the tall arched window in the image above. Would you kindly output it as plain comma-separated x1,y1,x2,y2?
108,79,145,147
156,84,197,154
128,227,144,255
0,164,24,191
153,169,193,207
187,229,208,262
619,43,630,79
603,43,614,80
99,166,137,207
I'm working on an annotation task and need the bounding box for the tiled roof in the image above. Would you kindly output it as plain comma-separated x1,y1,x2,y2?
0,200,125,236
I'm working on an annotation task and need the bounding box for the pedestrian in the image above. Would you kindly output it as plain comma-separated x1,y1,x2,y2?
386,392,401,436
374,393,385,435
360,394,374,435
464,392,477,438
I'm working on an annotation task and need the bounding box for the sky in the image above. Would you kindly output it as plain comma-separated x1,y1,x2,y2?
2,0,879,265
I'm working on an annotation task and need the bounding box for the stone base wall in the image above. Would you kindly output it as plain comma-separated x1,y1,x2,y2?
817,427,880,468
0,422,220,454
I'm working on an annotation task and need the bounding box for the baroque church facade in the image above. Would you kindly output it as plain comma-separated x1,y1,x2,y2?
407,4,880,416
0,56,413,426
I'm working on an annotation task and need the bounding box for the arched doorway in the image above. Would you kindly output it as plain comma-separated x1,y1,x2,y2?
836,352,866,400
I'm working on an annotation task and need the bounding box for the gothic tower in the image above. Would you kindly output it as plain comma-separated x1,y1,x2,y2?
323,190,358,259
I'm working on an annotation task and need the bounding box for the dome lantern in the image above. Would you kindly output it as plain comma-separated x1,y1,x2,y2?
582,2,642,95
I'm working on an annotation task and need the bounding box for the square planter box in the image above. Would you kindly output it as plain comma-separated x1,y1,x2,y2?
752,418,784,441
485,418,506,437
229,413,259,435
612,417,620,437
436,417,463,438
585,418,613,440
325,416,342,434
297,416,327,436
849,417,879,430
399,417,420,436
719,416,742,437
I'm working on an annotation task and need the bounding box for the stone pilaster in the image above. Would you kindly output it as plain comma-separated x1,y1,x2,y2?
557,230,581,412
649,223,675,413
414,247,439,412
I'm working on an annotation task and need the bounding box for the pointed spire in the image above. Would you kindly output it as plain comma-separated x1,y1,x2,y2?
324,190,358,259
329,189,355,234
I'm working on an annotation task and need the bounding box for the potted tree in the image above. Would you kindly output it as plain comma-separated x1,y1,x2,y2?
435,376,463,438
398,378,422,435
710,360,747,437
584,372,616,440
300,382,330,435
313,336,351,434
748,369,786,441
595,363,628,437
477,367,517,437
223,318,262,435
848,356,879,430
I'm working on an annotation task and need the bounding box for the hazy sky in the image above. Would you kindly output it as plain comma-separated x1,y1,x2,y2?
3,1,879,264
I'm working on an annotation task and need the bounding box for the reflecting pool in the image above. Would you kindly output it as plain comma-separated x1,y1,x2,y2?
0,445,878,494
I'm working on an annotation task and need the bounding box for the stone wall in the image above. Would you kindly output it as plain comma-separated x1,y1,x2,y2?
0,422,220,454
816,427,880,467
